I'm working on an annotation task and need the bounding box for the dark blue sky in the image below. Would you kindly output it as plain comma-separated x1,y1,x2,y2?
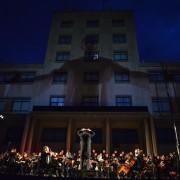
0,0,180,64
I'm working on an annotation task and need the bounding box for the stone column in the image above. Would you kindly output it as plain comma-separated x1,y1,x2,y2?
66,119,72,151
150,117,158,155
105,119,110,154
20,114,31,153
26,118,35,154
144,119,151,155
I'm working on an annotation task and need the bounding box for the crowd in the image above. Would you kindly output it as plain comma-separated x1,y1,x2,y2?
0,146,179,179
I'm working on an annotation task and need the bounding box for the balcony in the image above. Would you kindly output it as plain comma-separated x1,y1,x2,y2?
33,106,148,112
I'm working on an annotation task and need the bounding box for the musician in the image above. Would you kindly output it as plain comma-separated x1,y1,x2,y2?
71,154,80,178
103,157,110,178
6,148,19,175
48,152,60,177
1,146,180,178
168,152,178,177
133,149,143,177
55,157,63,177
59,149,64,156
157,155,168,179
38,146,52,176
92,149,96,156
110,153,115,161
117,153,135,178
58,149,65,173
110,157,119,178
64,150,73,177
118,151,125,164
90,150,97,171
96,152,104,177
65,150,72,160
91,149,98,170
141,155,156,178
29,152,39,175
102,149,106,159
19,152,31,175
134,148,140,157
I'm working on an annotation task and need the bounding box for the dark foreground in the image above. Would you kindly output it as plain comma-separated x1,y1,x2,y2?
0,174,179,180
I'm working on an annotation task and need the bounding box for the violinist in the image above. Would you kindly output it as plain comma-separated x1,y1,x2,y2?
6,148,19,175
103,153,110,178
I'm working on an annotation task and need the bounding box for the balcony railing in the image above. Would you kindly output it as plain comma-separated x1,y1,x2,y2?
33,106,148,112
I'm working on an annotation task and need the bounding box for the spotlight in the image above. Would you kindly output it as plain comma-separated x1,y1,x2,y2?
0,115,4,120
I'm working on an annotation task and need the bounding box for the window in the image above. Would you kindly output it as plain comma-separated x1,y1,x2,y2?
152,98,170,112
53,72,67,83
113,51,128,61
50,96,65,106
116,96,132,106
58,35,72,45
0,73,14,83
20,72,35,82
12,98,31,112
60,20,73,28
82,96,98,106
149,71,164,82
113,34,127,43
41,128,67,142
0,99,5,112
115,72,129,82
84,72,99,82
84,51,99,60
86,20,99,28
112,19,125,27
56,52,70,62
85,34,99,45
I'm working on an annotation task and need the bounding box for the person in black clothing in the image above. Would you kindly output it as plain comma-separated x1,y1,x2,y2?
6,148,19,175
38,146,52,176
132,149,144,178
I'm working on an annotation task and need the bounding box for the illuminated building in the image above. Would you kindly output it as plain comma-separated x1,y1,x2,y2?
0,11,180,154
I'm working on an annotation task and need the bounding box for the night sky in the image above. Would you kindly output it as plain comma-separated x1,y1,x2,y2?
0,0,180,64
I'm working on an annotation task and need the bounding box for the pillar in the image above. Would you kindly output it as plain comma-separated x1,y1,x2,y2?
144,119,152,155
26,118,35,154
20,114,31,153
150,117,158,155
105,118,110,154
66,119,72,151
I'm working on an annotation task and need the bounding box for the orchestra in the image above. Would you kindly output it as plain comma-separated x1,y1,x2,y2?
0,146,179,178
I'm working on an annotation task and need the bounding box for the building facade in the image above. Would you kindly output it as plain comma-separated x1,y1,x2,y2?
0,11,180,155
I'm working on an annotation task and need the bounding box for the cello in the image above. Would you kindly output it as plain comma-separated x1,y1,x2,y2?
118,157,136,175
